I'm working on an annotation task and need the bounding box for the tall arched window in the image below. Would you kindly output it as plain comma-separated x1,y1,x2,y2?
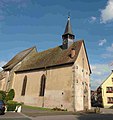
39,74,46,96
21,75,27,96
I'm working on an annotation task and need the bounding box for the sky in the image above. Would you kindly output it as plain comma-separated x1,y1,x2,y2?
0,0,113,90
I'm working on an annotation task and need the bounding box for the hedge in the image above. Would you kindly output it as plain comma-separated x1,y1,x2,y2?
6,100,22,111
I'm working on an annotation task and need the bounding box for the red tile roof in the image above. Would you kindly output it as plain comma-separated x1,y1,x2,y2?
16,40,83,72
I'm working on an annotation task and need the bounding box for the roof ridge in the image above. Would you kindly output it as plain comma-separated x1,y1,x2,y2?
20,46,36,53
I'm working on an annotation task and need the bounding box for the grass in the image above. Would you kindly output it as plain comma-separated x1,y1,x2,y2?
22,105,52,111
22,105,74,117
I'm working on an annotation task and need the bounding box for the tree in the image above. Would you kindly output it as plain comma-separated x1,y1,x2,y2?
6,89,15,101
0,90,6,100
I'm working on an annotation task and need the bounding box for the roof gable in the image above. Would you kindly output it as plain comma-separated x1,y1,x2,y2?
3,46,36,70
75,41,91,74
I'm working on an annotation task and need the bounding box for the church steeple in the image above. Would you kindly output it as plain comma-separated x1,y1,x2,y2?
62,16,75,49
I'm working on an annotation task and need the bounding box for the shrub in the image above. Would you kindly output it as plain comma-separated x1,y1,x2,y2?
0,94,2,100
6,100,22,111
6,89,15,101
7,100,17,111
0,90,6,100
52,107,67,111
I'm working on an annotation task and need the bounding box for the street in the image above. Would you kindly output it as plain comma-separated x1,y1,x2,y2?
31,114,113,120
0,108,113,120
0,112,31,120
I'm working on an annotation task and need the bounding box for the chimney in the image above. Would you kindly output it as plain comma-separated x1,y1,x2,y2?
71,48,75,58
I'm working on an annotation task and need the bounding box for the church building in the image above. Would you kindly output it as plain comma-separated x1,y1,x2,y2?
0,16,91,111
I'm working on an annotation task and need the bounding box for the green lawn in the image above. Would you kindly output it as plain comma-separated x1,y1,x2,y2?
22,105,52,111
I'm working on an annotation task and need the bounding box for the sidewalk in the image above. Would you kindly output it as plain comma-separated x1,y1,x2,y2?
100,108,113,114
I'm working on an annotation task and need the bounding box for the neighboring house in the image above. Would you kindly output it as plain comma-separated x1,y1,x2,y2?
0,16,91,111
91,90,97,107
97,71,113,108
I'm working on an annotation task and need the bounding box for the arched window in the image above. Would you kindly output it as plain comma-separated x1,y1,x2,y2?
39,74,46,96
21,75,27,96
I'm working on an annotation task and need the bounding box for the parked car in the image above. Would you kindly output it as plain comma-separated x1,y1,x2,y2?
0,100,5,115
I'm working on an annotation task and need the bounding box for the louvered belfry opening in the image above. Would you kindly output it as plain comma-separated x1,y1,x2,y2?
39,74,46,96
21,75,27,96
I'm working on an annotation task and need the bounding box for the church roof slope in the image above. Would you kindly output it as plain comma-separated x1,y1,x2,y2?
16,40,83,72
2,46,36,71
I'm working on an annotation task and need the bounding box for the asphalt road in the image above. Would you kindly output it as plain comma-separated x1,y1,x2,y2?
1,108,113,120
0,112,31,120
1,113,113,120
31,114,113,120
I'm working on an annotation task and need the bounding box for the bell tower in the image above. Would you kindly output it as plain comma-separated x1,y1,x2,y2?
62,16,75,49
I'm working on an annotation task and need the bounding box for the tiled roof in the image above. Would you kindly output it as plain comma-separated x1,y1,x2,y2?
2,46,36,70
16,40,83,72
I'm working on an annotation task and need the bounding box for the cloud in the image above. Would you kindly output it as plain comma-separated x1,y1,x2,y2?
106,43,113,52
91,64,110,76
101,53,113,59
89,16,97,23
91,63,113,90
101,43,113,58
90,78,104,90
91,16,96,21
0,0,29,21
100,0,113,23
98,39,107,46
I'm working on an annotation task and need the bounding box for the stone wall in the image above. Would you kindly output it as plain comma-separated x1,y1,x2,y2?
13,65,74,111
74,42,91,111
6,48,37,91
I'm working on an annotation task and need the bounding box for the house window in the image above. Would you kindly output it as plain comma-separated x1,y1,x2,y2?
39,74,46,96
21,75,27,96
106,87,113,93
107,97,113,104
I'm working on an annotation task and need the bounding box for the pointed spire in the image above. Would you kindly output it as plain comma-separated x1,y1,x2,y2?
62,15,75,49
63,15,74,35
